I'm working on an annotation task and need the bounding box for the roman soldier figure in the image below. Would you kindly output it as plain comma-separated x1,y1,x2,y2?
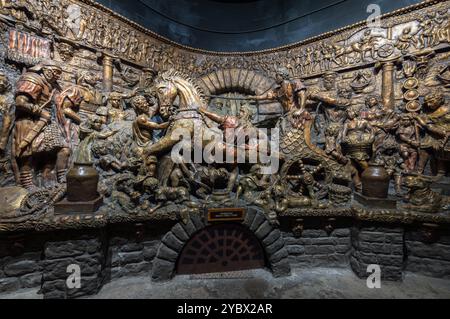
13,60,64,189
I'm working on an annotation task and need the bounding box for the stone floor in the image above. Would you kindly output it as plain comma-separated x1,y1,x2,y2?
1,267,450,299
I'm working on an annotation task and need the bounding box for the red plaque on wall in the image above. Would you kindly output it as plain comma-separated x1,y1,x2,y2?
7,29,52,65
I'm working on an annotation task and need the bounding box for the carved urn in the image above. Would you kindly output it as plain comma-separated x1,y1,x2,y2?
66,162,99,202
361,163,390,199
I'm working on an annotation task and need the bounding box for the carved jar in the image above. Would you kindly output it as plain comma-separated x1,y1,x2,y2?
361,163,390,199
66,162,99,202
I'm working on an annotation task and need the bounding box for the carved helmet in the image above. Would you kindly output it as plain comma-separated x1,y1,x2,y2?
28,59,62,74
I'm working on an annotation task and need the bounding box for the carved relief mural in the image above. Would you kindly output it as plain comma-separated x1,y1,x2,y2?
0,0,449,298
0,0,448,226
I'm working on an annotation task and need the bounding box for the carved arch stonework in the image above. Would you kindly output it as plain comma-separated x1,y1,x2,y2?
198,68,282,114
151,207,291,281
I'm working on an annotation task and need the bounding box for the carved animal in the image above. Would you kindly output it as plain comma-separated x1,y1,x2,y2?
402,174,450,213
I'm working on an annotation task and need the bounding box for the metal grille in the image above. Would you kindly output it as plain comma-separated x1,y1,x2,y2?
176,223,265,275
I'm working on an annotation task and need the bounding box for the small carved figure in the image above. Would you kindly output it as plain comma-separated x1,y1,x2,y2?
76,71,105,116
252,67,307,114
236,164,271,203
136,155,159,195
324,122,348,165
353,29,382,62
361,95,399,156
76,111,118,165
402,173,449,213
309,85,352,125
417,16,436,48
0,71,13,156
340,106,375,192
395,114,419,173
395,27,418,53
130,95,168,157
107,90,137,123
414,91,450,176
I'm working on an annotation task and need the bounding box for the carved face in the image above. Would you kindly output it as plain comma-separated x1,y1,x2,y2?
424,93,444,111
275,73,284,84
338,88,352,99
83,72,100,87
92,117,104,131
144,157,157,176
0,74,8,93
156,81,177,108
131,96,149,114
109,94,122,109
146,163,156,176
365,96,379,108
346,108,358,120
92,141,108,156
239,107,252,122
323,74,336,91
42,66,62,83
399,117,411,127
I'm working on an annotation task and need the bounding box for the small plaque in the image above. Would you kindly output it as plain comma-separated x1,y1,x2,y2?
207,208,246,223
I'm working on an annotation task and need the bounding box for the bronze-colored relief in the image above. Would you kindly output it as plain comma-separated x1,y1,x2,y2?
0,0,449,232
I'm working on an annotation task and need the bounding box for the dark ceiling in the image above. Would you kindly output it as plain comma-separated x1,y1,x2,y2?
96,0,422,52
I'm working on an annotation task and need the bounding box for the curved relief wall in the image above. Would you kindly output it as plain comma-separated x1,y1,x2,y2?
0,0,450,299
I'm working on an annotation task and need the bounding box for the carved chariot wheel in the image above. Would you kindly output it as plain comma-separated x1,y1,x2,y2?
176,223,265,275
377,43,395,58
279,157,331,199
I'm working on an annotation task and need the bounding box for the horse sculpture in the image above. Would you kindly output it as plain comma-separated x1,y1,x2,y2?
144,69,220,159
144,70,271,190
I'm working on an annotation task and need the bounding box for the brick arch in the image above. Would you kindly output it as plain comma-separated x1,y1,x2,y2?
197,69,282,115
151,207,291,282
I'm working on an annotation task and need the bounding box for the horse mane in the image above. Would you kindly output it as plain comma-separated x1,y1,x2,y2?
157,69,207,106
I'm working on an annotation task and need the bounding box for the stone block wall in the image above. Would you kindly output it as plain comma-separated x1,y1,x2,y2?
103,222,173,282
350,225,404,281
107,237,160,280
405,229,450,279
283,228,352,268
0,233,47,293
41,231,106,299
1,219,450,298
0,252,42,292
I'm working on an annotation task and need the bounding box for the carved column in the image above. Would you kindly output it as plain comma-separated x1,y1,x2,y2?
377,57,399,110
102,54,114,92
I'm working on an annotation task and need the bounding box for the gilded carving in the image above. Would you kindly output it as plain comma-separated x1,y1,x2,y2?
0,0,450,232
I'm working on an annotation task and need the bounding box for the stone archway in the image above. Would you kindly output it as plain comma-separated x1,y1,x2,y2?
197,68,282,115
151,207,291,281
176,223,266,275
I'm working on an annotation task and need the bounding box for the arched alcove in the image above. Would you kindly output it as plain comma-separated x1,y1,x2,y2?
197,68,282,116
176,223,266,275
151,207,291,281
